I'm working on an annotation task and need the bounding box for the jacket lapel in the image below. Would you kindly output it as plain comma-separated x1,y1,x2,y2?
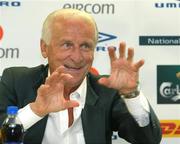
23,65,48,105
32,65,48,93
81,75,106,144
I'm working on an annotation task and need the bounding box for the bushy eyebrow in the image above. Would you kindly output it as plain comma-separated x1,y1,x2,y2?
59,39,95,46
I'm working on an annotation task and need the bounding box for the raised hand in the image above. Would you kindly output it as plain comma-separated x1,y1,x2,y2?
30,66,79,117
98,42,144,95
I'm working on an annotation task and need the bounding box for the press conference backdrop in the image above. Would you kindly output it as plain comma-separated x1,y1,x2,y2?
0,0,180,143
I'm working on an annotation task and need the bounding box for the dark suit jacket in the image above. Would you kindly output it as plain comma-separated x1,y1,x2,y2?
0,65,162,144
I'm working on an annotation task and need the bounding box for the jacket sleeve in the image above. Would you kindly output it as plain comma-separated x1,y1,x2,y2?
0,68,17,125
111,95,162,144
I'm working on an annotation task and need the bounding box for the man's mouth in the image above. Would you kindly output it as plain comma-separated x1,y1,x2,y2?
64,64,83,71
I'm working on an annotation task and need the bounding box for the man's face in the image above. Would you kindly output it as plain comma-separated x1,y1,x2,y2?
41,16,96,87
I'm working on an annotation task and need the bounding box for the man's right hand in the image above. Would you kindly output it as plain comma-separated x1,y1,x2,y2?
30,66,79,117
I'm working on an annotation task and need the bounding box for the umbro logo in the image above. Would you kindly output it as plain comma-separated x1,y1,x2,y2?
98,32,117,43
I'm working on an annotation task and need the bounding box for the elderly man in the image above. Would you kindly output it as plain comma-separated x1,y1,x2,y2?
0,9,162,144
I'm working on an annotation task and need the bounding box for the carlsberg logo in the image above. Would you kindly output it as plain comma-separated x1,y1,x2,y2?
160,82,180,102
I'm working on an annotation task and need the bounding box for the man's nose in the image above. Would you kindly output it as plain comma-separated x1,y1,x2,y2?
70,47,83,63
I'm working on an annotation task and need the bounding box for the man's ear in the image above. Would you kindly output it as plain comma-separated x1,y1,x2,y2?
40,39,48,58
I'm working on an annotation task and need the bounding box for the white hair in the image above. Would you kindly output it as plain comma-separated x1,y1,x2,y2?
41,9,98,45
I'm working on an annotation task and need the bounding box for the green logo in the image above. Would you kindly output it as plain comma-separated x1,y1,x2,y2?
157,65,180,104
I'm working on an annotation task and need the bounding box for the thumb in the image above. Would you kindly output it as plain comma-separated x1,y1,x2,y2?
64,100,79,109
98,77,110,87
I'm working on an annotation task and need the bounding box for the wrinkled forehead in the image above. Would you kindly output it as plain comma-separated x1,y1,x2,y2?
48,9,95,26
54,10,96,28
51,9,97,39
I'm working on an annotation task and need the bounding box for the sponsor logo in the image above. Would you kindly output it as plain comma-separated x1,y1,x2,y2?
98,32,117,43
160,120,180,137
139,36,180,46
155,0,180,8
0,25,20,59
96,32,117,52
0,25,3,41
0,47,20,58
62,3,115,14
157,65,180,104
0,1,21,7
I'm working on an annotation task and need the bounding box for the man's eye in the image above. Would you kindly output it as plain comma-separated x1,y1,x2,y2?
81,44,91,50
63,43,72,49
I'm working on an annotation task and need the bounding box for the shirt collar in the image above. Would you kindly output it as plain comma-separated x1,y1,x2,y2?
70,77,87,109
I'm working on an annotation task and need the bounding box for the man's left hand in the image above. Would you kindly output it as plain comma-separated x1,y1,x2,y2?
98,42,144,96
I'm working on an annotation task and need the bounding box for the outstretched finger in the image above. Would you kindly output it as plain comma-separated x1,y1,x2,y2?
45,71,59,85
59,73,73,85
108,46,117,63
38,84,50,96
127,48,134,62
119,42,126,58
55,65,65,73
45,65,67,85
98,77,110,88
134,59,145,70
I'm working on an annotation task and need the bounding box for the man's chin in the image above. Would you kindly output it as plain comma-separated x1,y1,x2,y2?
64,78,82,88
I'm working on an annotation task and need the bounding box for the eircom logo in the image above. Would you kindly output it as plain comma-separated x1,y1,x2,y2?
160,120,180,137
0,25,20,58
0,25,3,41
